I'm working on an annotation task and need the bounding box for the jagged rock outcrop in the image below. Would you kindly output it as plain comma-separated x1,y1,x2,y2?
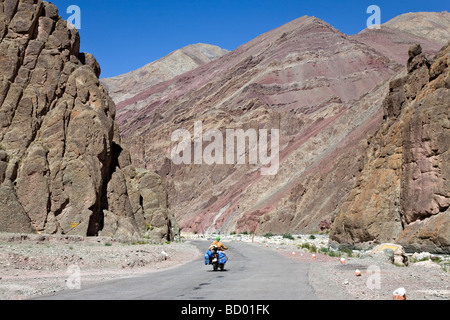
330,43,450,253
0,0,173,241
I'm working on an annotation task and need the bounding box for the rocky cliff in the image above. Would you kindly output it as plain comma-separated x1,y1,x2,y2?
330,43,450,253
0,0,173,241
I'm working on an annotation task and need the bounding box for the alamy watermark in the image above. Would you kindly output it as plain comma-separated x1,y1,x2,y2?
367,5,381,29
66,264,81,290
66,5,81,30
64,4,380,32
366,265,381,290
171,121,280,176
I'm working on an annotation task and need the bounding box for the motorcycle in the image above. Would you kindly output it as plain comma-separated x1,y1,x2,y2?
204,245,227,271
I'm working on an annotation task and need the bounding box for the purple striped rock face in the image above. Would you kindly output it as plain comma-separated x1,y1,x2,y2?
109,16,398,234
111,12,449,242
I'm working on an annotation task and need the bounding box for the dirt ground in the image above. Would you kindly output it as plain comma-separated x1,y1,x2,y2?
270,242,450,300
284,249,450,300
0,233,448,300
0,233,201,300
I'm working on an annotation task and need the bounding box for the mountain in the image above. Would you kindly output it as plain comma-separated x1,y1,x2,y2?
101,43,229,104
2,1,448,253
0,0,173,241
110,12,449,253
113,15,402,235
353,12,450,66
330,43,450,253
383,11,450,44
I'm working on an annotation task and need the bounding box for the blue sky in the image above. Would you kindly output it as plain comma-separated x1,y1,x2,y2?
50,0,449,79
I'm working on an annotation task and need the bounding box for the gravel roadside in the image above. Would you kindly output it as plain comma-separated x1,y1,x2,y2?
0,233,201,300
190,233,450,300
306,252,450,300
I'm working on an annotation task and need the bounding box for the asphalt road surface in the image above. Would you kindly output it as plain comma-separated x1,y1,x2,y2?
39,240,316,300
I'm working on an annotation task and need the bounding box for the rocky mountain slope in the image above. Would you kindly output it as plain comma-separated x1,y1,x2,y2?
101,43,229,104
383,11,450,45
110,11,449,251
1,2,448,254
330,43,450,253
0,0,173,241
353,12,450,66
113,15,402,235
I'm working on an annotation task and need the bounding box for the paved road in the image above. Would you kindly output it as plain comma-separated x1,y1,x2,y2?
39,241,316,300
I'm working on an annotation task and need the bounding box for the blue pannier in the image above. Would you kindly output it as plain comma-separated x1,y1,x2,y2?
218,251,227,264
204,250,212,265
205,250,227,265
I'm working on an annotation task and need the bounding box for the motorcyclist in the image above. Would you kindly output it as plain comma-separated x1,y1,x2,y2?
207,236,228,265
210,236,228,251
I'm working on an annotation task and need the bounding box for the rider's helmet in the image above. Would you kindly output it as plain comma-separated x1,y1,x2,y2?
216,236,221,241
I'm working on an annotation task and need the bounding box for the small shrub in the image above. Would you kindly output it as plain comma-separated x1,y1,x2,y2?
282,233,294,240
328,250,340,257
430,256,442,263
394,262,407,267
340,247,353,257
264,232,274,238
309,235,316,240
319,247,341,257
319,247,328,254
132,240,148,245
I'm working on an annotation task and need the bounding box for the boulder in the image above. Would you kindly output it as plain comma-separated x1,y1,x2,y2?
123,167,175,241
393,287,407,300
412,252,431,261
0,184,34,233
367,243,409,266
